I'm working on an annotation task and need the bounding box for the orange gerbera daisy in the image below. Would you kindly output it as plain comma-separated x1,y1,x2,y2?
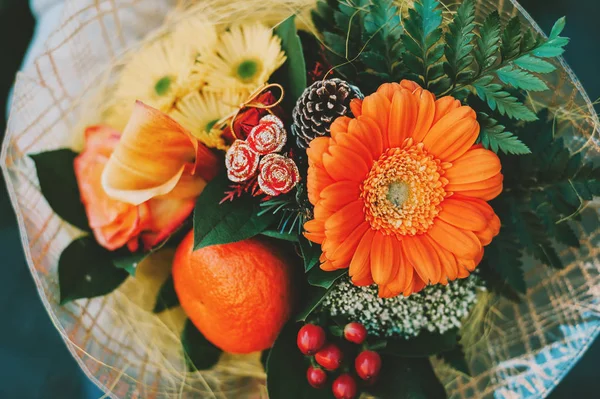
304,80,502,298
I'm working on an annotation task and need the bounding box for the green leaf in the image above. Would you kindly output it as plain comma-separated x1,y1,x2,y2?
193,174,277,250
443,0,476,85
500,17,522,61
30,150,90,231
472,76,537,121
274,16,307,104
111,250,149,276
481,226,527,295
549,16,566,40
295,285,330,322
181,319,222,371
267,322,331,399
261,230,299,242
58,236,129,304
153,274,179,313
299,237,321,272
478,112,531,155
496,65,549,91
474,11,501,72
514,55,556,73
381,330,459,358
307,267,346,289
402,0,444,88
439,344,471,375
367,356,447,398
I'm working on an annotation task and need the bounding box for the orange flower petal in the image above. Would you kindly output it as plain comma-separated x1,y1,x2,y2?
349,229,375,283
330,116,352,139
350,98,363,117
102,102,203,205
324,200,365,235
319,181,361,212
376,82,402,101
427,237,459,281
323,147,369,182
141,197,195,249
334,128,374,163
427,219,482,259
445,147,502,185
411,90,436,143
350,117,384,159
388,89,418,148
378,240,407,298
307,164,334,204
399,80,423,93
447,173,504,201
422,109,479,161
370,232,396,285
438,197,488,232
433,96,462,124
361,93,391,145
402,236,440,284
328,222,370,268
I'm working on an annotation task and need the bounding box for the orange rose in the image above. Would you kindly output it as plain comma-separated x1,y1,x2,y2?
76,102,220,251
74,126,149,251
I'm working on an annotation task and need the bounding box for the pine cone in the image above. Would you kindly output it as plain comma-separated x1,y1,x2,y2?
291,78,363,149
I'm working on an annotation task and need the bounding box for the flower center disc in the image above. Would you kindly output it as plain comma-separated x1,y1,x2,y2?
235,59,262,82
361,141,448,237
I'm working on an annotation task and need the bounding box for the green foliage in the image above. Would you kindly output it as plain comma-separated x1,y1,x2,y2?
479,111,599,297
58,236,128,304
438,344,471,376
402,0,444,89
273,16,307,107
181,319,222,371
153,274,179,313
311,0,405,93
459,16,568,121
442,0,476,87
477,112,530,155
381,329,459,358
299,236,321,272
307,268,346,289
366,356,447,398
193,174,277,250
474,11,501,74
30,149,90,232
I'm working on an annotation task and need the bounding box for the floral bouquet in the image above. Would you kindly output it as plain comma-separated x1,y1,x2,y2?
2,0,599,398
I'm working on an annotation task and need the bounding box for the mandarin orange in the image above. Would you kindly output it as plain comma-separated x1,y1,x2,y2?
172,231,294,354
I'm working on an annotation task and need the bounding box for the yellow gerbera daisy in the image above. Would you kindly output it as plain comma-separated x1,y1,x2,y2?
199,23,286,92
106,21,218,130
169,90,246,150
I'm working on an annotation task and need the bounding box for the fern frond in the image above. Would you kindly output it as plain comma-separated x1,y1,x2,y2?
472,76,537,121
474,11,501,74
443,0,476,85
402,0,444,88
477,112,530,155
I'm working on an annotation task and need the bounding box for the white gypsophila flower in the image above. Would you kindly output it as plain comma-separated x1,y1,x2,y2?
319,274,484,338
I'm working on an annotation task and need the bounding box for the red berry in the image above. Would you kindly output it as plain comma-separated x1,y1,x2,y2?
306,366,327,389
297,324,326,355
315,343,344,371
343,322,368,344
332,373,357,399
355,350,382,381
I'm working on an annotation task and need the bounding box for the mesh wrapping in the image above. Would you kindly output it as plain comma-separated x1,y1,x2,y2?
1,0,599,398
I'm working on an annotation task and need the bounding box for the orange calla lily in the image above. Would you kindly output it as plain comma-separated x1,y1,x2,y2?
102,101,218,206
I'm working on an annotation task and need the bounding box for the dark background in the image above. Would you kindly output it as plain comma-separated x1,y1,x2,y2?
0,0,598,398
